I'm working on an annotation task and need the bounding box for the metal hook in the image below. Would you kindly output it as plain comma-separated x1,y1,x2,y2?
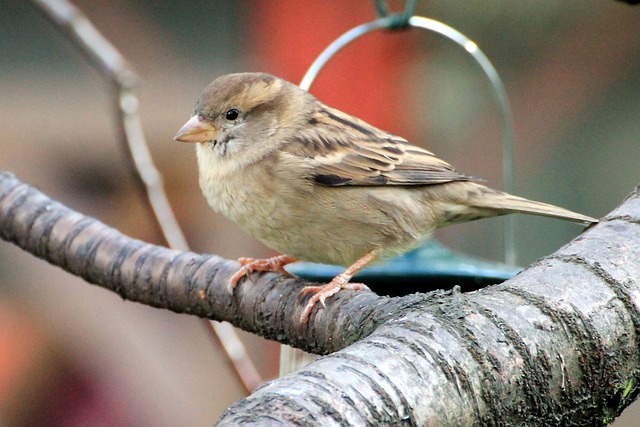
373,0,417,29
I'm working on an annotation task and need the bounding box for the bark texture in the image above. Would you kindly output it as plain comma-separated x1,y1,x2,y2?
219,192,640,426
2,170,640,425
0,171,393,352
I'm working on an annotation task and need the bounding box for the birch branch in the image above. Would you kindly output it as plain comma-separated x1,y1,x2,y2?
2,170,640,425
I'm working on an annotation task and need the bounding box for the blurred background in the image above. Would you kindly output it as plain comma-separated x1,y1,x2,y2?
1,0,639,425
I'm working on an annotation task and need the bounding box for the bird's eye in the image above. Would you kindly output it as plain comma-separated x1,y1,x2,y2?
225,109,239,121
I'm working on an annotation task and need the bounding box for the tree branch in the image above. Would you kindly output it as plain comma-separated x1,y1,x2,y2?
2,170,640,425
0,171,389,353
219,189,640,425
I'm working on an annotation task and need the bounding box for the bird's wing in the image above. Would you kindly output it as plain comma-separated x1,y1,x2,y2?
284,105,475,186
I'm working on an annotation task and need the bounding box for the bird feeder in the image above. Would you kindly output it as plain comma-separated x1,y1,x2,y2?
290,3,520,296
289,240,519,297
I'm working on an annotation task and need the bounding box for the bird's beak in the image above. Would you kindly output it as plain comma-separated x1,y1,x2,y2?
174,115,218,143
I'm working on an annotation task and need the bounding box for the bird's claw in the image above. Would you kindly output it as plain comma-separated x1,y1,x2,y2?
227,255,297,291
300,281,370,323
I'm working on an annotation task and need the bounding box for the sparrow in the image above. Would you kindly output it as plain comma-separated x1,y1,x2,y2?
174,72,597,322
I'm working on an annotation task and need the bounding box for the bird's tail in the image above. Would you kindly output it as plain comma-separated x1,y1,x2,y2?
459,185,597,226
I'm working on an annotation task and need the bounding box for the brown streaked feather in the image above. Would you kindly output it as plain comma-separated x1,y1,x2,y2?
284,104,475,187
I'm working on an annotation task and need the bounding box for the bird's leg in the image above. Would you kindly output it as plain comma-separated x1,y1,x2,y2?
228,254,298,291
299,250,377,323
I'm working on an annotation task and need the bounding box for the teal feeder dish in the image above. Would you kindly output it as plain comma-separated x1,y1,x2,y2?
287,240,520,297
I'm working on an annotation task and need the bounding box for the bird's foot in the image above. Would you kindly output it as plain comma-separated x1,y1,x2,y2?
299,277,370,323
228,255,298,291
299,250,378,323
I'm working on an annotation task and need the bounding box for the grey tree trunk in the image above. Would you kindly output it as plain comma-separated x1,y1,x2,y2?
1,170,639,426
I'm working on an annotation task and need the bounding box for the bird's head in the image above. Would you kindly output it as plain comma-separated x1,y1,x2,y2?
174,73,307,163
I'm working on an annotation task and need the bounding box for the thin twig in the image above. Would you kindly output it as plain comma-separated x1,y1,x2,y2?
30,0,263,393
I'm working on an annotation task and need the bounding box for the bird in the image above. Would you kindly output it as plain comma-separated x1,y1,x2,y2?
174,72,597,323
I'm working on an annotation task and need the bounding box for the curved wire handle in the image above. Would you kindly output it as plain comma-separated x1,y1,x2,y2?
300,15,517,266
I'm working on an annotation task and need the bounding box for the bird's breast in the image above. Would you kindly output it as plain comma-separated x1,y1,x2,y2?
196,145,440,266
